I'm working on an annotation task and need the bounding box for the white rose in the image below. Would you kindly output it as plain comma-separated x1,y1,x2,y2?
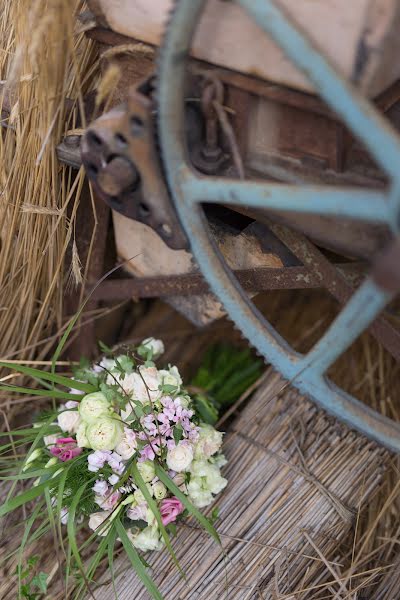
129,526,163,552
132,367,162,404
141,338,165,359
88,511,111,536
86,416,123,451
76,422,90,448
194,424,223,459
187,477,213,508
57,410,80,434
152,481,167,500
137,460,155,483
159,366,182,390
79,392,111,424
115,427,137,460
166,442,193,472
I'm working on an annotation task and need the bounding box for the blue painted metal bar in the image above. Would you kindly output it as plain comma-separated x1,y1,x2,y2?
237,0,400,194
296,279,394,376
179,169,389,223
156,0,400,452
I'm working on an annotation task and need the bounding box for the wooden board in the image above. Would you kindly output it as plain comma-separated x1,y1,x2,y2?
88,0,400,96
93,369,386,599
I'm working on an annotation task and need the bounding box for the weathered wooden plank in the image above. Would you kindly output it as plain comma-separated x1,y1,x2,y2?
93,369,386,599
87,0,400,96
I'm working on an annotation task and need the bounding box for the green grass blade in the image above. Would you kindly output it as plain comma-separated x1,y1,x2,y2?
155,465,220,544
0,361,96,393
131,463,184,577
115,519,163,600
0,475,61,517
67,482,92,593
107,528,119,600
17,500,45,596
0,383,83,400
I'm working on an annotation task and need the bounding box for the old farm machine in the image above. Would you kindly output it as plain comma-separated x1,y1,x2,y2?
73,0,400,452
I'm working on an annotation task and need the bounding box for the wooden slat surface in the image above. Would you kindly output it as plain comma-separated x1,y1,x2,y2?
93,369,386,599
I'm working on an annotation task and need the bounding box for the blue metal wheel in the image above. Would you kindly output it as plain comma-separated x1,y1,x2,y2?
157,0,400,452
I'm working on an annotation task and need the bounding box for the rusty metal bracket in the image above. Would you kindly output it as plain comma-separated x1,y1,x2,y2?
81,83,188,250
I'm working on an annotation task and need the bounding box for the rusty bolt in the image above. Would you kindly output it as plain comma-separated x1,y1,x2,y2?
97,156,139,197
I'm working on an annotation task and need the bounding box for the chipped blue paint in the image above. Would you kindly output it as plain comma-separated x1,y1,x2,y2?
157,0,400,451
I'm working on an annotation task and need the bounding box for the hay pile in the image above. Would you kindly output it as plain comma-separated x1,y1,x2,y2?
0,0,97,370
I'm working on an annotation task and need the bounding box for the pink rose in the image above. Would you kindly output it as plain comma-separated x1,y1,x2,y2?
50,437,82,462
160,497,184,526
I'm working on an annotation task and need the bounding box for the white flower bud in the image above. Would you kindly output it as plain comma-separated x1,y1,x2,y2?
137,460,155,483
152,481,167,500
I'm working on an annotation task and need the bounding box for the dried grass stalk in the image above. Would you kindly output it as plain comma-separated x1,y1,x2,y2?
0,0,99,371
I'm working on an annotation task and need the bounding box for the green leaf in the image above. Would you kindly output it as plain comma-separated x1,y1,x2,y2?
173,424,183,445
211,506,219,523
131,463,184,577
98,340,113,355
115,519,163,600
0,361,95,393
67,483,91,590
31,572,48,593
155,465,220,545
160,384,177,394
193,394,219,425
107,528,119,599
0,384,83,400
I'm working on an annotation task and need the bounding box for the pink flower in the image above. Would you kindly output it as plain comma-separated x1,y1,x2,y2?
88,450,111,472
50,437,82,462
160,497,184,526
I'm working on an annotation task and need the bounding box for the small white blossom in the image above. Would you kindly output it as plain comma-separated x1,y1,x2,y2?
93,480,108,496
194,424,223,459
141,337,165,359
128,526,163,552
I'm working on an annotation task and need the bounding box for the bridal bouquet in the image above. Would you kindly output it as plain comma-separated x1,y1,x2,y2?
0,338,228,599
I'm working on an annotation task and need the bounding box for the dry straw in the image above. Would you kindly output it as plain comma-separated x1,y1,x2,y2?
0,0,98,375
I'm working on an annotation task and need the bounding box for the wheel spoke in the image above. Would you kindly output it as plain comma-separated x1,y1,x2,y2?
178,171,389,223
237,0,400,187
298,278,394,376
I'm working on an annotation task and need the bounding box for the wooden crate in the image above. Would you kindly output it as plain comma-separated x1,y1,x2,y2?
88,0,400,96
